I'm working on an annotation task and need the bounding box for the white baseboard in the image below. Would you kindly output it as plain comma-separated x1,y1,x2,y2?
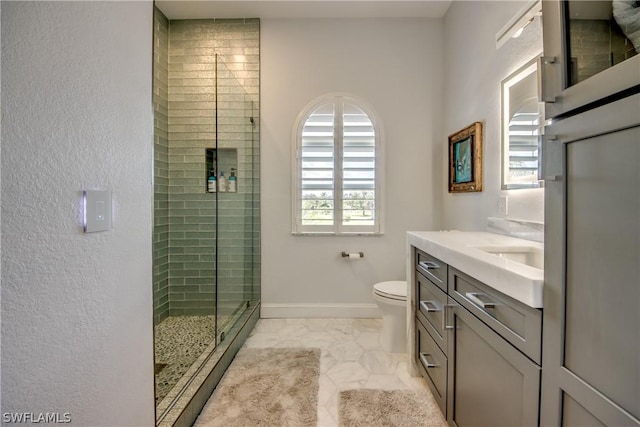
260,303,381,318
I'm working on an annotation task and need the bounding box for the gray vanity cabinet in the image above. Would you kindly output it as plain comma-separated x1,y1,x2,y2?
446,302,540,427
414,251,542,426
415,249,449,415
447,269,541,427
416,318,448,413
449,268,542,364
416,270,448,351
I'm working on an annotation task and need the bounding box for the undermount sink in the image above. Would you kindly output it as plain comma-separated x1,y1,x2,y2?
472,245,544,270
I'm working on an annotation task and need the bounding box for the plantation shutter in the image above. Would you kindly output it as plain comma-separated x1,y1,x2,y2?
295,95,381,234
507,111,540,187
300,103,335,229
342,102,376,229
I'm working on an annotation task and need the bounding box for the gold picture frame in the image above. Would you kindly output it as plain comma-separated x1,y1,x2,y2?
448,122,483,193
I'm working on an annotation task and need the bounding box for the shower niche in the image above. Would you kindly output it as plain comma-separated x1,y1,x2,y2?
205,148,238,193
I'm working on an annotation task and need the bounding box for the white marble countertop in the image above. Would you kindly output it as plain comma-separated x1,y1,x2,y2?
407,231,544,308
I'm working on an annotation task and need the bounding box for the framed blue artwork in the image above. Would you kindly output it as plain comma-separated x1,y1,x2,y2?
449,122,483,193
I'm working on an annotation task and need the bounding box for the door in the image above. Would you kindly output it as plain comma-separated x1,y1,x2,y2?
447,303,540,427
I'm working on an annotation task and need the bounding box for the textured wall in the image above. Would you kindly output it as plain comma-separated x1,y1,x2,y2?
166,19,260,316
260,18,443,317
154,7,170,324
1,2,155,425
441,1,544,231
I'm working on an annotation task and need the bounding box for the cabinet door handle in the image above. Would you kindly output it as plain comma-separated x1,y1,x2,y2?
419,352,439,368
443,303,456,330
420,300,440,313
465,292,496,309
419,260,440,270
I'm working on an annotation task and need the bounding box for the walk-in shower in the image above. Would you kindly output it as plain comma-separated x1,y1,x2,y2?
152,9,260,426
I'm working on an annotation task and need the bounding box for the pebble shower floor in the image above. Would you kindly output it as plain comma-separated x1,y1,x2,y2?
154,315,230,402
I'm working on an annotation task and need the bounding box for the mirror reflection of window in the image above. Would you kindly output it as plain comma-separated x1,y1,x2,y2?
502,59,543,190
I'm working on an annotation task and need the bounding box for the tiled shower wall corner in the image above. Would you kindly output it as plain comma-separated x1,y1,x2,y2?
153,8,170,324
569,19,637,84
167,18,260,317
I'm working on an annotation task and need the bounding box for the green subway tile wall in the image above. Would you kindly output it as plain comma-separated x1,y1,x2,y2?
569,19,637,84
156,16,260,318
153,8,170,324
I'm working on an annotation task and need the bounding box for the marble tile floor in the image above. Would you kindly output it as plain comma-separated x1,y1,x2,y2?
196,318,434,427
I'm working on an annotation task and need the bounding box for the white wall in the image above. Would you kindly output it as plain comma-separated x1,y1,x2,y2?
261,18,443,317
442,1,544,231
0,1,3,409
1,2,155,425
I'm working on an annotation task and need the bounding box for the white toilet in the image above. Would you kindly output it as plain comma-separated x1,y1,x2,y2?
372,280,407,353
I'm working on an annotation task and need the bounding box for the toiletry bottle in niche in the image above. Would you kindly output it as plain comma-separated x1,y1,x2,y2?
229,168,237,192
218,171,226,192
208,168,216,193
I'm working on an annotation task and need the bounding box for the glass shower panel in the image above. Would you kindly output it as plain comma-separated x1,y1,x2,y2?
215,58,260,342
249,96,261,308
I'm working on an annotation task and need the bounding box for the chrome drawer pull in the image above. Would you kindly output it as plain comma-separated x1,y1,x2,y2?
419,352,439,368
419,260,440,270
420,300,440,313
465,292,496,309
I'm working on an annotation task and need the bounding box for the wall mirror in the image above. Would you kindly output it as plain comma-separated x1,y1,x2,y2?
501,57,543,190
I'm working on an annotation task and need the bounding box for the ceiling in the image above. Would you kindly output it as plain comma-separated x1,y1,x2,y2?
155,0,453,20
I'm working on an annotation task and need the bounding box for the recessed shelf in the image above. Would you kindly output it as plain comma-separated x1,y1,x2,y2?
205,148,238,193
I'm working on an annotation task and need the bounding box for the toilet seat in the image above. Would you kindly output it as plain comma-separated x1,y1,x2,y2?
373,281,407,301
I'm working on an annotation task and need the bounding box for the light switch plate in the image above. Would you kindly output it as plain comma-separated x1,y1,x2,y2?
84,190,112,233
498,195,509,216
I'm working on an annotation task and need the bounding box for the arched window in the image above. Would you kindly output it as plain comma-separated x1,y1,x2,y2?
292,94,383,235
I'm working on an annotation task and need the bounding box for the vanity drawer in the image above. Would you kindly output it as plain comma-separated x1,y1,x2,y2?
416,249,447,292
416,319,447,415
416,271,448,353
449,267,542,364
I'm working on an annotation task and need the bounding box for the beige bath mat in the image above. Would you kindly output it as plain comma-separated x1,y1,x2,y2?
338,388,447,427
194,347,320,427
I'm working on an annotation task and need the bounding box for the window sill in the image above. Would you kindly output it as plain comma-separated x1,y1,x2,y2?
291,232,384,237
